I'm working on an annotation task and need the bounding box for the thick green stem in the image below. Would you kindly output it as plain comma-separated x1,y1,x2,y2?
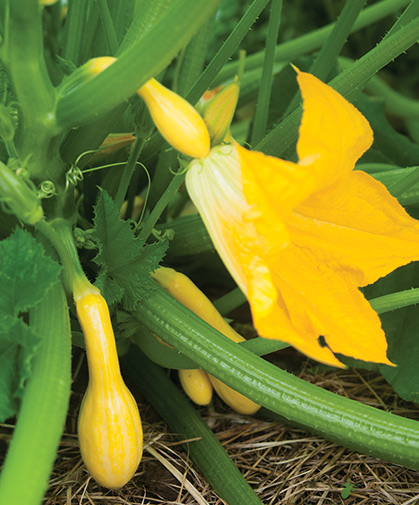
0,281,72,505
2,0,60,182
36,219,87,295
135,283,419,470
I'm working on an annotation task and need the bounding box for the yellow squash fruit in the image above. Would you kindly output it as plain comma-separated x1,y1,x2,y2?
178,368,213,406
137,78,210,159
152,267,260,415
76,293,143,489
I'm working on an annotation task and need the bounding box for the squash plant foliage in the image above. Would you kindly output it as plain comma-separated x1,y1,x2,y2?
1,1,419,504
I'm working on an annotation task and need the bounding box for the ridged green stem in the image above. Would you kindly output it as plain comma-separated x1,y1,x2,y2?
135,283,419,470
371,288,419,315
0,281,72,505
139,171,185,241
123,348,263,505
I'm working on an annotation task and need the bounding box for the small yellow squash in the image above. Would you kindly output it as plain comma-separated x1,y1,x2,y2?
178,368,213,406
152,267,260,415
137,78,210,159
77,293,143,489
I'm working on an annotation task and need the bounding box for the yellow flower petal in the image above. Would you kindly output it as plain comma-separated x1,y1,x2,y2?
259,245,393,366
295,69,373,192
186,144,259,294
237,143,316,225
292,170,419,286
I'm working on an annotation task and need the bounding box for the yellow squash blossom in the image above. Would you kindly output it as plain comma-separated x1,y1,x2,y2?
186,69,419,367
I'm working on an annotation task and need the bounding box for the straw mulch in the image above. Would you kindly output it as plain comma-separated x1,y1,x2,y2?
2,347,418,505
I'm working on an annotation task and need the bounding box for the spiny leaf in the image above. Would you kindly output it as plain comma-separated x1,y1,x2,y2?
92,190,168,311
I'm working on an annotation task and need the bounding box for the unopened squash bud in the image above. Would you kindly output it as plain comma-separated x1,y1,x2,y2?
0,162,43,225
137,78,210,158
201,80,239,146
58,57,116,97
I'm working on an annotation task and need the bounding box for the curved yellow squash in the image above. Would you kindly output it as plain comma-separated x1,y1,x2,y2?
153,267,260,415
77,293,143,489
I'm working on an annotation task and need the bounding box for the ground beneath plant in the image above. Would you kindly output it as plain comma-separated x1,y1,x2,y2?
12,347,417,505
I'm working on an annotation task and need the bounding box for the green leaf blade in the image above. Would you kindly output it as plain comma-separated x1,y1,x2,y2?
92,190,167,310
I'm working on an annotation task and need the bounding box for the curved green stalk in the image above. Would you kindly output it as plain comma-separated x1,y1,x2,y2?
0,281,72,505
1,0,61,182
135,283,419,470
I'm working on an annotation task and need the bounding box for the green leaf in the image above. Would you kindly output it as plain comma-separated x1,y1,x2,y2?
92,190,168,311
0,318,39,421
0,228,61,317
0,229,61,422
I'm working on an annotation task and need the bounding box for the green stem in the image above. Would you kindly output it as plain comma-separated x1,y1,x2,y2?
2,0,60,182
36,219,85,295
138,172,186,241
62,0,89,65
250,0,283,146
257,16,419,157
339,56,419,118
370,288,419,315
283,0,367,119
215,0,410,85
0,281,72,505
186,0,271,105
123,348,263,505
114,137,146,210
97,0,119,55
309,0,367,81
135,283,419,470
213,286,247,315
